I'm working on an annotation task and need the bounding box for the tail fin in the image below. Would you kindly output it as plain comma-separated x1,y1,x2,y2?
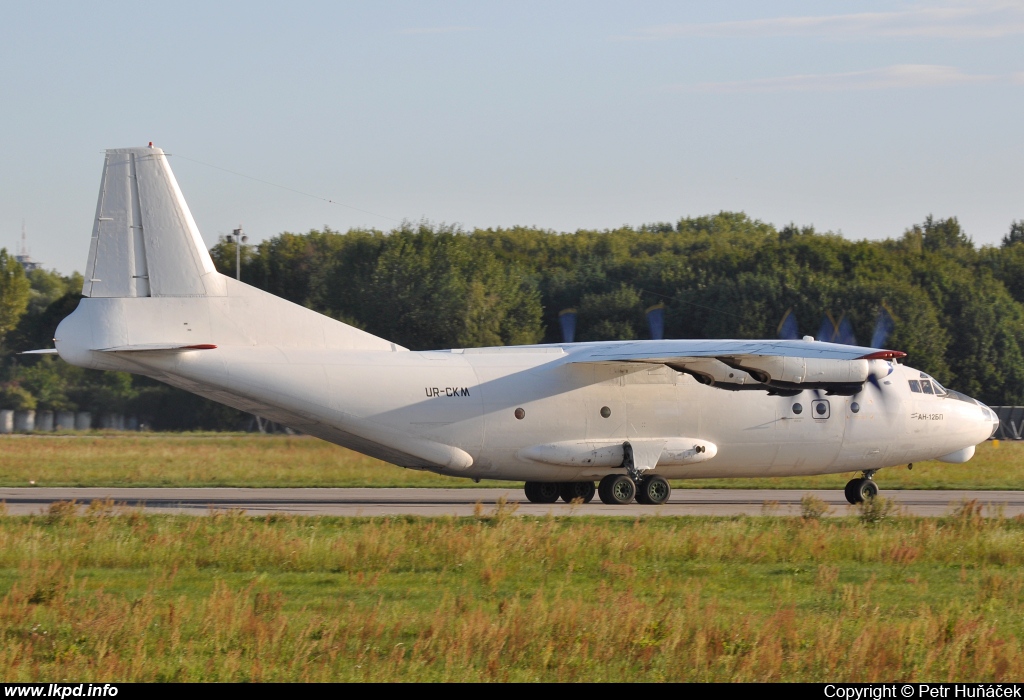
84,146,218,298
61,145,399,363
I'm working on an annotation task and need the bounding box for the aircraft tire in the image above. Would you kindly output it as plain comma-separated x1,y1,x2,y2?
598,474,636,505
844,478,879,504
524,481,560,504
844,479,860,504
637,475,671,505
559,481,596,504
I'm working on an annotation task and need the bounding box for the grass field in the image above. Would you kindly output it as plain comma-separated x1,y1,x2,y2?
1,506,1023,681
0,433,1022,490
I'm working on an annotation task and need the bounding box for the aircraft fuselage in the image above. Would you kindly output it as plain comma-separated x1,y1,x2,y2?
56,295,996,482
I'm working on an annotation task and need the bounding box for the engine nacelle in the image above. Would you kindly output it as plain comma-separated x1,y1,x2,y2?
726,356,869,386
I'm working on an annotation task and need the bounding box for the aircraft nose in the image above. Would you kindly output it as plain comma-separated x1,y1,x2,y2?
971,399,1000,440
948,390,1000,442
979,402,1000,439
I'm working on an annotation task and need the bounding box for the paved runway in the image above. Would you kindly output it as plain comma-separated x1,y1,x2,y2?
1,487,1022,517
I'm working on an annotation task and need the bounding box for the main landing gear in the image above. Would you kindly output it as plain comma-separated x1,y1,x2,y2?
524,481,595,504
598,474,636,505
635,475,671,505
525,441,673,507
522,475,670,506
844,470,879,504
597,474,671,506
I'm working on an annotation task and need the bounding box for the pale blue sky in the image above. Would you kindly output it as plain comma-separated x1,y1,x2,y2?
2,1,1022,274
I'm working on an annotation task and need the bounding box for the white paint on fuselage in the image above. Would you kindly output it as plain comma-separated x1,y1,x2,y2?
57,293,995,484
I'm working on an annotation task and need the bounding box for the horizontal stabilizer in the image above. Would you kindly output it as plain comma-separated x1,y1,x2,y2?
19,349,59,355
96,343,217,353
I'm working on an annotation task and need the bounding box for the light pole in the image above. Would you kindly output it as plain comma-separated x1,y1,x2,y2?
232,226,248,281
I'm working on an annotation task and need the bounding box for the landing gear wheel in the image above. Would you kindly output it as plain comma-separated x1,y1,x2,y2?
844,478,879,504
859,479,879,502
524,481,560,504
598,474,636,505
636,475,671,505
559,481,596,504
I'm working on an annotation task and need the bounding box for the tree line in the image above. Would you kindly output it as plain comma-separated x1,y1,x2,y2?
2,213,1023,430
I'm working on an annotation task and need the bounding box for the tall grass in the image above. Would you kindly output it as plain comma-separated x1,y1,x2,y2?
0,508,1022,680
0,434,475,488
0,434,1021,490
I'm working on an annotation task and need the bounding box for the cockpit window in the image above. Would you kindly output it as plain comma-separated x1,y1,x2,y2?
917,373,948,396
947,389,977,404
908,379,921,393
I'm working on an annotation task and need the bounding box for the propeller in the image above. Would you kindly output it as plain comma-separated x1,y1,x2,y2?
773,304,900,409
783,305,896,348
862,306,899,409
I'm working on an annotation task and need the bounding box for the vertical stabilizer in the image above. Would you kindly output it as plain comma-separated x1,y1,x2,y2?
84,146,218,298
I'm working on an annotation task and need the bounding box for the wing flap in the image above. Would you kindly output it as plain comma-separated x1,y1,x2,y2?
95,343,218,352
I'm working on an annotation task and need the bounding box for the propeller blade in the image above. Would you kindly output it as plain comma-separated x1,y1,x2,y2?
836,315,856,346
864,360,896,409
870,305,895,348
558,308,577,344
817,313,839,343
645,303,666,341
777,308,800,340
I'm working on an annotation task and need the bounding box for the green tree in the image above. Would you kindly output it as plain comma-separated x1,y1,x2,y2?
0,383,36,410
11,355,77,410
1002,220,1024,248
9,292,81,353
577,285,644,342
365,224,542,349
24,268,83,316
930,270,1024,404
0,249,31,344
918,215,973,253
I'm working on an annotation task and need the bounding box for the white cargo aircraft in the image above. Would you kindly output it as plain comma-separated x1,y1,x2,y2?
46,146,999,506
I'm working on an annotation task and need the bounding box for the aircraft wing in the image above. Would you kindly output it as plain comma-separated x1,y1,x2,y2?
567,339,904,395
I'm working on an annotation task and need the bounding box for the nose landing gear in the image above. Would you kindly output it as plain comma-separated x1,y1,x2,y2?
844,470,879,504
